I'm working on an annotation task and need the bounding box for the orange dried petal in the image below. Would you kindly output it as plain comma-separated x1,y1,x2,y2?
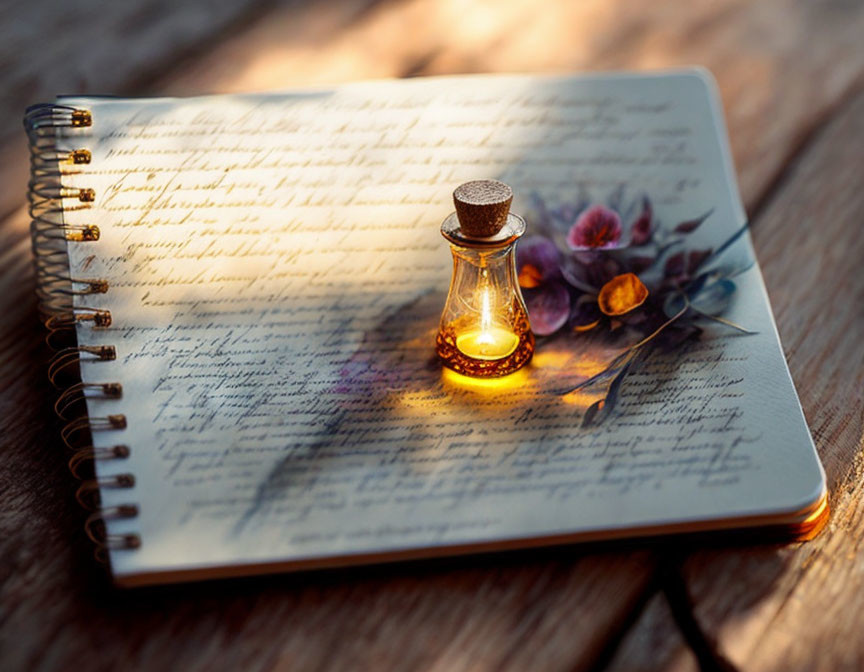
518,263,543,289
573,319,600,333
597,273,649,316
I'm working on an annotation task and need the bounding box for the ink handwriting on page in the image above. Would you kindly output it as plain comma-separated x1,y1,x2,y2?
68,79,756,553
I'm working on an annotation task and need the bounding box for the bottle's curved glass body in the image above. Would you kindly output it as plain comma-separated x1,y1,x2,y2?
436,212,534,377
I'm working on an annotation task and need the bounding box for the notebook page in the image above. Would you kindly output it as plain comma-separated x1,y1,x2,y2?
57,71,824,581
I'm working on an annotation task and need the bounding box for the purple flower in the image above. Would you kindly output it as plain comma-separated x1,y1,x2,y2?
566,205,622,251
516,235,572,335
517,236,560,289
524,282,570,336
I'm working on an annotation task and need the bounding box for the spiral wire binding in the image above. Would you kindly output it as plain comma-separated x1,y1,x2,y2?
25,104,139,559
48,345,116,387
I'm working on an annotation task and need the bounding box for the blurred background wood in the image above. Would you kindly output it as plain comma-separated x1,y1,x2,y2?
2,1,863,670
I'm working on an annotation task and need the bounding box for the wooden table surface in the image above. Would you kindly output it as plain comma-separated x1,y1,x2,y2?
2,2,863,670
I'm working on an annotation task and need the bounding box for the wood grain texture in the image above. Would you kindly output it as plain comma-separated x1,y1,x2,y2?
2,0,864,670
599,85,864,672
159,0,864,211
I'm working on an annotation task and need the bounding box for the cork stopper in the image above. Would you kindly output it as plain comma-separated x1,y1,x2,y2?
453,180,513,238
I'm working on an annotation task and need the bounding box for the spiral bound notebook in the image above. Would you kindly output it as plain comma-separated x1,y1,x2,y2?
25,70,827,587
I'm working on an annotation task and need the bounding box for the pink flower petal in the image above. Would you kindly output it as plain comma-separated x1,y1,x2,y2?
525,282,570,336
516,236,560,285
566,205,622,250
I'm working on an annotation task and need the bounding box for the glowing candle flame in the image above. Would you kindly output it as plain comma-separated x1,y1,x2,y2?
455,284,519,360
480,285,493,335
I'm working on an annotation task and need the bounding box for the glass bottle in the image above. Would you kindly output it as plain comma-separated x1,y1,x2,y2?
436,180,534,378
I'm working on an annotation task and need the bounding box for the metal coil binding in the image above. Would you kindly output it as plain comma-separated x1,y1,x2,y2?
25,104,100,320
25,104,140,560
61,414,127,450
48,345,116,387
55,382,123,420
44,308,112,350
69,444,130,479
86,506,141,551
76,473,136,511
